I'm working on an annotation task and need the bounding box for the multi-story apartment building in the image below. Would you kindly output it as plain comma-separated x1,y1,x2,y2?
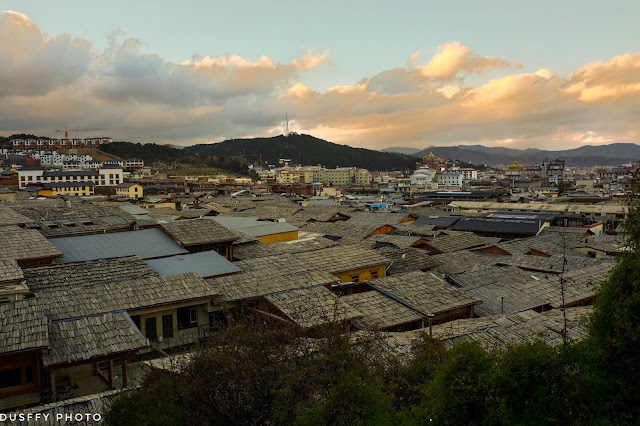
12,138,112,150
436,171,464,189
17,167,124,189
276,167,371,186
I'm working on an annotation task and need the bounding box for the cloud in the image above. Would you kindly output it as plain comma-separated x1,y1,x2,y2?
416,42,521,80
1,11,639,151
292,49,331,70
565,53,640,102
0,10,92,96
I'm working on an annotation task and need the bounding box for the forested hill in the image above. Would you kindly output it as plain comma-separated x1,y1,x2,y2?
185,134,419,170
100,142,249,175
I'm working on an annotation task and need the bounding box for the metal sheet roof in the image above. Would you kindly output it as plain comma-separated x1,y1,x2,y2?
210,216,298,237
50,228,188,263
145,250,241,278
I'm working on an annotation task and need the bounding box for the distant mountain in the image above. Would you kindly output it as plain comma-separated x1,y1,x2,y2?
186,134,418,170
413,144,640,167
380,147,421,155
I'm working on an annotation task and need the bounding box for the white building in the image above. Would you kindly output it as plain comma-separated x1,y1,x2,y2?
18,167,124,189
410,167,437,188
436,171,464,189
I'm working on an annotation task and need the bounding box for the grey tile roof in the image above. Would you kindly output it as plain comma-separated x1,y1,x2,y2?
301,221,394,242
0,207,32,227
0,259,24,282
233,237,342,261
37,272,218,320
367,271,482,316
369,234,426,249
145,250,241,278
13,203,140,237
0,226,63,262
373,247,443,275
429,251,496,275
0,298,48,355
343,291,424,330
419,231,488,253
234,245,390,276
162,218,242,246
232,242,285,261
23,256,159,291
206,269,339,302
449,265,543,289
265,286,363,329
425,307,591,348
49,228,189,263
465,263,614,316
43,311,147,367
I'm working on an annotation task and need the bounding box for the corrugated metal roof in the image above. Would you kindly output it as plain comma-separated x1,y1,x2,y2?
145,250,240,278
50,228,188,263
210,216,298,237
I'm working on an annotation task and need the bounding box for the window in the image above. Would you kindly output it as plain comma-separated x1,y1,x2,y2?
177,306,198,330
162,314,174,338
0,368,21,389
370,269,379,279
350,273,360,283
131,315,141,331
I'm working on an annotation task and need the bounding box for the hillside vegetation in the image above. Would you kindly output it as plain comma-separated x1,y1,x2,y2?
185,134,419,170
101,142,250,175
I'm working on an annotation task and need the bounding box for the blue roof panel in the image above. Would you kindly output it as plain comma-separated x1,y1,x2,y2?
145,251,241,278
51,228,188,263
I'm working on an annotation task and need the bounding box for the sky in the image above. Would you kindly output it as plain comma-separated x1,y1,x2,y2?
1,1,639,150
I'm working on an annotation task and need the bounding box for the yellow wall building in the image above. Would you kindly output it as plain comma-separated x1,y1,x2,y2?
37,182,95,197
115,183,143,199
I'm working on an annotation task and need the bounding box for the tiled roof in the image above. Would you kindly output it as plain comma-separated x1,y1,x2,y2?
162,218,242,246
465,263,614,316
145,250,241,278
429,251,495,275
0,259,24,282
343,291,424,330
49,228,188,263
367,271,482,316
449,265,543,289
37,272,218,320
301,221,395,243
23,256,158,291
13,203,140,237
206,269,339,302
0,298,48,355
43,311,147,367
265,286,363,329
420,231,488,253
403,307,591,349
0,226,63,262
234,245,389,275
0,207,32,227
369,234,426,249
373,247,442,275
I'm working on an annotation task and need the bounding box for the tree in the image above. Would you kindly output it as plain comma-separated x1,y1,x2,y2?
587,171,640,422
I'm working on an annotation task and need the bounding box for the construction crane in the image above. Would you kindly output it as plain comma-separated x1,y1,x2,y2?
55,126,108,139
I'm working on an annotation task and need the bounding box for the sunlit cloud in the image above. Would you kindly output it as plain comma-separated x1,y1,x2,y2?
0,10,639,151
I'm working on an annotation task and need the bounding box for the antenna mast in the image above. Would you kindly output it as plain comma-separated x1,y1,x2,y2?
285,113,289,136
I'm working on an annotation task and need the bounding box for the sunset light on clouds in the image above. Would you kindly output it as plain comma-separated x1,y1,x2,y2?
1,2,639,150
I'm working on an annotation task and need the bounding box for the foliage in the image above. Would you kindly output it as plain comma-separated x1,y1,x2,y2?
185,134,418,171
587,171,640,422
101,141,250,175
